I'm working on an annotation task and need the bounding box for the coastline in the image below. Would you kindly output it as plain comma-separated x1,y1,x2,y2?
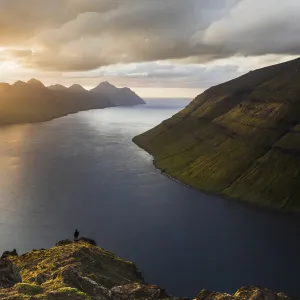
0,103,145,128
133,137,300,218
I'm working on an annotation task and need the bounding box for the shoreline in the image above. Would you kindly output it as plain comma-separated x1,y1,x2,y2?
0,103,145,128
133,138,300,218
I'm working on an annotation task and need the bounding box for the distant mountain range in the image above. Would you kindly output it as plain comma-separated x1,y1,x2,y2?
134,57,300,212
0,80,145,125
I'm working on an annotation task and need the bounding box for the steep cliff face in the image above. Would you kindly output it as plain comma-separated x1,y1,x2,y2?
133,57,300,212
0,241,297,299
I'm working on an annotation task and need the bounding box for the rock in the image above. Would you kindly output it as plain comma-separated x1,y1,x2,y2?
1,242,296,300
233,286,298,299
111,283,176,300
0,258,22,288
15,282,43,295
35,272,51,285
194,286,298,299
61,266,112,299
48,287,91,300
55,237,97,247
194,289,233,299
1,249,18,259
55,239,73,246
79,237,97,246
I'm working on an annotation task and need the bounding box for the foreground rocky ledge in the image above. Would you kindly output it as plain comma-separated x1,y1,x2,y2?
0,239,297,299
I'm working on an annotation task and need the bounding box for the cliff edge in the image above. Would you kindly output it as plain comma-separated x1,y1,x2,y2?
0,239,297,299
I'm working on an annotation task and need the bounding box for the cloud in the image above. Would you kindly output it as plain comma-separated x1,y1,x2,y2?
0,0,238,71
203,0,300,56
0,0,299,75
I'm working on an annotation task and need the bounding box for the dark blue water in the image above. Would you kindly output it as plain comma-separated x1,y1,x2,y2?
0,99,300,298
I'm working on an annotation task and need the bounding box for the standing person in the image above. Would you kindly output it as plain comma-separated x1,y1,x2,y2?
74,229,79,242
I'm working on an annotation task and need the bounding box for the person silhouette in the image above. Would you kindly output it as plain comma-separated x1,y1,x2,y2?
74,229,79,242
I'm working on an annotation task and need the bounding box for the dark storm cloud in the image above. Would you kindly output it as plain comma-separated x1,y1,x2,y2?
0,0,299,71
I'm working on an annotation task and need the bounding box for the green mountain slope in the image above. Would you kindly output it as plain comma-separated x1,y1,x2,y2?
133,57,300,212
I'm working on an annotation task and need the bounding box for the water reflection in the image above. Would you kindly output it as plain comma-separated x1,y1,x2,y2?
0,100,299,298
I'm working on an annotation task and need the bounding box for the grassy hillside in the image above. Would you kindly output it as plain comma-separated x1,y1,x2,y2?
133,57,300,212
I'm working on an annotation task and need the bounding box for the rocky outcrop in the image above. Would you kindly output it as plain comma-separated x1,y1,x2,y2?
1,249,18,259
55,239,73,246
61,266,113,299
0,258,21,288
55,237,97,247
111,283,187,300
0,240,297,299
79,237,97,246
195,286,298,299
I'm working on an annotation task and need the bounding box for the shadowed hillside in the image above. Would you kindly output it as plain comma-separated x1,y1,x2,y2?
0,80,145,126
133,57,300,212
91,81,145,106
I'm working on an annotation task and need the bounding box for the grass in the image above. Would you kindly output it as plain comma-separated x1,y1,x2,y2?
133,57,300,212
2,241,144,299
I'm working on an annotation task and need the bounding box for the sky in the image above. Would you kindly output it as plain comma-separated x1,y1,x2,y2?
0,0,299,98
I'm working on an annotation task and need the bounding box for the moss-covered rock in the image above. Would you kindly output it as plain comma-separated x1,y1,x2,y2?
0,241,296,299
15,283,43,295
0,240,145,299
0,258,22,288
48,287,91,299
194,286,298,299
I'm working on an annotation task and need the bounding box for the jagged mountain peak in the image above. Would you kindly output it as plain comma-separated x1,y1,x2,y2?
27,78,45,88
96,81,117,89
69,84,86,91
48,84,68,90
13,80,26,85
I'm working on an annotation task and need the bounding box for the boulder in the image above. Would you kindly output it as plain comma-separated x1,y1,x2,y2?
111,283,177,300
233,286,298,299
194,289,233,299
55,239,73,246
35,272,52,285
48,287,91,300
0,258,22,288
1,249,18,259
79,237,97,246
194,286,297,299
61,266,112,299
55,237,97,247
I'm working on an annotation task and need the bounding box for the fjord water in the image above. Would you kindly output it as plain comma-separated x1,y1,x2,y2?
0,99,300,298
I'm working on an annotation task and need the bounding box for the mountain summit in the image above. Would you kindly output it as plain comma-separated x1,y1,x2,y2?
48,84,68,91
91,81,145,106
27,78,45,88
0,239,294,299
134,57,300,212
95,81,116,89
69,84,86,92
0,80,144,125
